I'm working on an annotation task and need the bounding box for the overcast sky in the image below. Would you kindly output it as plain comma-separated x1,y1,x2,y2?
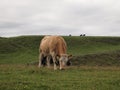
0,0,120,37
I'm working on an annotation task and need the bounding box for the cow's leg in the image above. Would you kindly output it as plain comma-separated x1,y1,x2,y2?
51,52,57,70
38,53,43,68
59,59,65,70
59,60,63,70
53,57,57,70
47,55,51,68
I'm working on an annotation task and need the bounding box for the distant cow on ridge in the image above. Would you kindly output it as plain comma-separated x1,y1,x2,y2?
38,35,72,70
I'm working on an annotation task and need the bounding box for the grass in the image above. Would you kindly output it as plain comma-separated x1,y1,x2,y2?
0,35,120,90
0,65,120,90
72,50,120,66
65,36,120,55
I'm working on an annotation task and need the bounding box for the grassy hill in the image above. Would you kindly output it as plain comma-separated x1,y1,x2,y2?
0,36,120,90
0,36,120,66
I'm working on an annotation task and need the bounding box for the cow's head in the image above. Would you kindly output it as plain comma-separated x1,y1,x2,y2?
59,54,72,70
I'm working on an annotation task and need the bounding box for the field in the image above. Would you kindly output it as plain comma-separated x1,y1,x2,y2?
0,36,120,90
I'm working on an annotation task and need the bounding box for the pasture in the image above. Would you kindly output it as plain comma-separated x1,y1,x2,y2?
0,36,120,90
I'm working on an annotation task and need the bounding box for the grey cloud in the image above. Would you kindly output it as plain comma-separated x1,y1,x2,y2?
0,0,120,37
0,22,24,29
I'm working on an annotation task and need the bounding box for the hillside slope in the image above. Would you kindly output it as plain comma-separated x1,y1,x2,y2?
0,36,120,66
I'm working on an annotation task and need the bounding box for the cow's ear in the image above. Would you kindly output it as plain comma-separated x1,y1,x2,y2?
68,54,72,59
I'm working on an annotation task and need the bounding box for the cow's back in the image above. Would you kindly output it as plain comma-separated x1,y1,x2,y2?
40,36,67,56
49,36,67,56
40,36,51,54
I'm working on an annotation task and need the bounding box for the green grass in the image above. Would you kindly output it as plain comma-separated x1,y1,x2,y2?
0,50,38,64
65,36,120,55
1,36,120,55
0,36,120,65
0,36,120,90
0,65,120,90
0,36,120,64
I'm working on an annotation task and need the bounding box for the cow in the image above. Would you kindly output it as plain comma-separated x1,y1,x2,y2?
38,35,72,70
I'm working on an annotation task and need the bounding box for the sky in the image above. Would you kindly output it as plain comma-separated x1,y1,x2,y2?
0,0,120,37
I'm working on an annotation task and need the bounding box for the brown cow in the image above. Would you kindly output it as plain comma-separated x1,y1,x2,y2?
38,35,72,70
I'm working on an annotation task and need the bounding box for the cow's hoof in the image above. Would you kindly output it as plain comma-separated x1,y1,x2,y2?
60,68,65,70
38,65,42,68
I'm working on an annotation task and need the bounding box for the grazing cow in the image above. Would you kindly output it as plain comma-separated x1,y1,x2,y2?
38,35,72,70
